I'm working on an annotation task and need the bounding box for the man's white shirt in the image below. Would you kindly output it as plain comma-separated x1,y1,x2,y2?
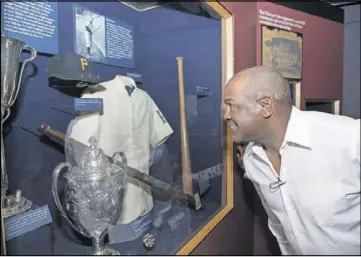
69,75,173,224
243,106,360,255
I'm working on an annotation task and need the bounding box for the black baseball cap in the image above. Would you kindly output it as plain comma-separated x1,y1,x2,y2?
48,52,105,87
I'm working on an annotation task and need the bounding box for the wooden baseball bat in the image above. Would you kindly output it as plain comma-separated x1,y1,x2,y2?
39,123,65,142
176,57,193,196
38,123,201,210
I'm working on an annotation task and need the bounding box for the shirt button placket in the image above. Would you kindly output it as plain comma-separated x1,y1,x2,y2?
280,186,304,254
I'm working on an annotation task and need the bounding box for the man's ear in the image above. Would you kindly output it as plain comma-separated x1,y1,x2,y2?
259,96,274,119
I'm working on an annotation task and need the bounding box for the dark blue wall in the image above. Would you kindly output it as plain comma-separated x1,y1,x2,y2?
4,1,222,254
136,7,222,172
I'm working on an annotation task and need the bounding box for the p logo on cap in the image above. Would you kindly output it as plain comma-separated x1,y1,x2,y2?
48,52,104,86
80,58,88,71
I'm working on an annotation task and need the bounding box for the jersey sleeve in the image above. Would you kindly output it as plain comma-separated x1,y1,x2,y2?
149,99,174,148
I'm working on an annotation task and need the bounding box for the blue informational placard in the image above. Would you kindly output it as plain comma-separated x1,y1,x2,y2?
108,213,152,244
73,4,135,68
196,86,213,97
167,211,186,231
4,205,53,241
1,1,59,55
74,98,103,112
126,72,143,83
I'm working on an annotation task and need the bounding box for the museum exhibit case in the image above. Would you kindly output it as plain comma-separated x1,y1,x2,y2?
0,1,234,255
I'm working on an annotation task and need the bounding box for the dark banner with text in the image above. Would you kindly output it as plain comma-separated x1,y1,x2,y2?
1,1,59,55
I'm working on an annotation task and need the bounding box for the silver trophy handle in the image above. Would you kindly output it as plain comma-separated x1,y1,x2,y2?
1,131,8,198
51,162,84,236
1,109,10,125
8,45,37,109
1,110,9,197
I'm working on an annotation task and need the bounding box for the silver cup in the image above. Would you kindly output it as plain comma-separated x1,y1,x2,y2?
52,137,126,255
1,36,37,218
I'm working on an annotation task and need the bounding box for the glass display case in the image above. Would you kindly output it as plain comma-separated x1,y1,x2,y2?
1,1,234,255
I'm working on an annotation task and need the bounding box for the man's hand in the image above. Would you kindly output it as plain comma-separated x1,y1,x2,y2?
236,144,247,169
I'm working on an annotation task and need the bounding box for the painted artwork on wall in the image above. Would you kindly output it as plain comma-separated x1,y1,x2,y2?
261,25,303,80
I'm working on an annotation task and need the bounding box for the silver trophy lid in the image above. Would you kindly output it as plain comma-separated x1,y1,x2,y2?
78,137,109,177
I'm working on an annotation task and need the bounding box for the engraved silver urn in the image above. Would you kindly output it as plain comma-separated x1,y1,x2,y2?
52,137,126,255
1,36,37,218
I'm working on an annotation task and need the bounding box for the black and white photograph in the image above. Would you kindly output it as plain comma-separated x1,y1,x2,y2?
74,6,106,62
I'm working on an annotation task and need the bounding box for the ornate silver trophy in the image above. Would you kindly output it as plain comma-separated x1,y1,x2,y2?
52,137,126,255
1,36,37,218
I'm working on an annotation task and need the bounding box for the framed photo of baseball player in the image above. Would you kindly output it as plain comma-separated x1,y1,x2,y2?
73,4,136,68
74,5,107,62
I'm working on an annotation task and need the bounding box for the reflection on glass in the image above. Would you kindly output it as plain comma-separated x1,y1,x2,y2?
3,1,226,256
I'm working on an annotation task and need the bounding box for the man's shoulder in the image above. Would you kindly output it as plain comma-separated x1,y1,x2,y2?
302,110,356,123
302,110,359,135
301,111,360,156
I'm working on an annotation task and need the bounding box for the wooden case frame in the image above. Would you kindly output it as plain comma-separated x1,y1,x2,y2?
175,1,234,255
0,2,235,256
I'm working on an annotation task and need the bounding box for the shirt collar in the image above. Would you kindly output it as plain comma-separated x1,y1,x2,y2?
281,106,311,150
245,106,311,159
114,75,138,88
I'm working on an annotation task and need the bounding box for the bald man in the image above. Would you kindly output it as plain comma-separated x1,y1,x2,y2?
223,66,360,255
